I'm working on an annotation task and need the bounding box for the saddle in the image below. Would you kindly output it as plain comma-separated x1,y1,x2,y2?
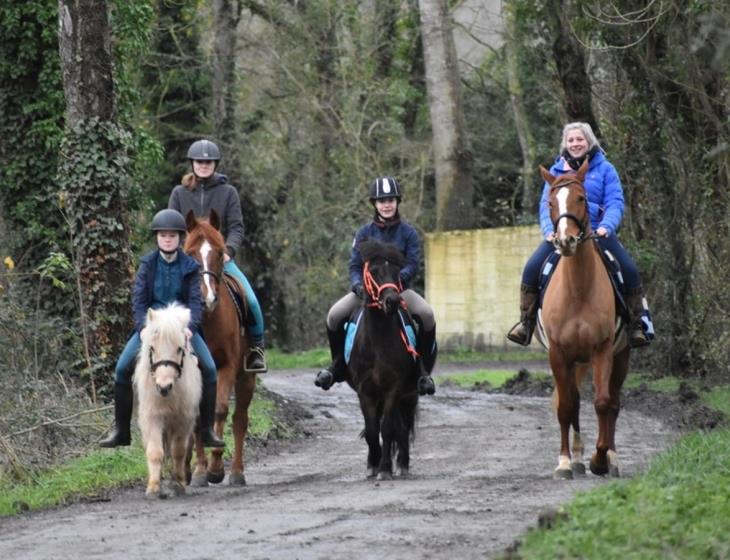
343,307,418,364
222,272,248,335
534,245,629,350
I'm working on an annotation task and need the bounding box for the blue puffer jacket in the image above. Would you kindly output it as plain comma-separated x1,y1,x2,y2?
132,249,203,334
348,218,421,289
539,151,625,238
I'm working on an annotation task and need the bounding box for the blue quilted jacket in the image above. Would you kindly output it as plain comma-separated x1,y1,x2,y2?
539,151,625,238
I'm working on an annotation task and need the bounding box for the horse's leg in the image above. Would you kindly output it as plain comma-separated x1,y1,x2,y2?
359,396,381,479
168,431,189,496
395,394,417,478
144,423,164,497
190,431,209,487
549,350,577,480
207,363,233,484
570,364,589,475
589,342,616,476
604,345,630,477
229,371,256,486
377,394,398,480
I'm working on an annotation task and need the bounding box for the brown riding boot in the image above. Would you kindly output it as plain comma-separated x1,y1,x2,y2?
506,284,540,346
625,287,650,348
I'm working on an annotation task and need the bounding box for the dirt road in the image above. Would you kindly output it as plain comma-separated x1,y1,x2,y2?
0,365,676,560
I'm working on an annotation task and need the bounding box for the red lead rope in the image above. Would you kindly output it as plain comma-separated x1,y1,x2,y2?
363,262,419,358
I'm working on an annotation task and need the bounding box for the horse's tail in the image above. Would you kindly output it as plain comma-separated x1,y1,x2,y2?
550,364,590,412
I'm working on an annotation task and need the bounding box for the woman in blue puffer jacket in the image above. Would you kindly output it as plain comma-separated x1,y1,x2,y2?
506,122,653,348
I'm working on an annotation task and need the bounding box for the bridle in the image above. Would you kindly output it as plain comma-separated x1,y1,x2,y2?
363,260,403,308
550,179,598,245
148,344,185,379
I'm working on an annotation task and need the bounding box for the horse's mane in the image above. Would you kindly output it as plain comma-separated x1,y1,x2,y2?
185,219,226,253
143,303,190,350
358,239,405,267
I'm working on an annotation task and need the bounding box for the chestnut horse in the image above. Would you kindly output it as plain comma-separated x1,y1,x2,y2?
184,209,256,486
348,239,419,480
537,160,629,479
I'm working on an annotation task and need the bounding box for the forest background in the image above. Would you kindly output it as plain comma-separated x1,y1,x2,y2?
0,0,728,413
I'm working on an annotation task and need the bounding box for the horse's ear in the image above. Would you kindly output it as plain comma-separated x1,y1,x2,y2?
185,210,196,232
539,165,555,185
209,209,221,231
576,159,589,181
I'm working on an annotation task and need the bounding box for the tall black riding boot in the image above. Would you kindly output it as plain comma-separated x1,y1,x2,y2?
199,383,226,448
625,287,651,348
416,326,437,396
506,284,540,346
315,325,347,391
99,382,133,448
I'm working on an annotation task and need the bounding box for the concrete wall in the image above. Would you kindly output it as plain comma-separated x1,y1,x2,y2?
424,226,541,350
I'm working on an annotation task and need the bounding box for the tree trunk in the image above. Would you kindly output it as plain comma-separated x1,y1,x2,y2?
212,0,241,152
503,1,537,218
58,0,134,399
543,0,600,136
418,0,473,231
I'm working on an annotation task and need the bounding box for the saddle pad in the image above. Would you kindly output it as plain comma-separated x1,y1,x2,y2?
223,272,247,329
344,308,418,364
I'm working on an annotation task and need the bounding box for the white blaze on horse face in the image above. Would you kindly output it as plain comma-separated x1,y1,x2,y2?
200,241,216,306
555,187,571,240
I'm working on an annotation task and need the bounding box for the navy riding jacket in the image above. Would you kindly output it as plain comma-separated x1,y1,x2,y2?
348,217,421,290
132,249,203,334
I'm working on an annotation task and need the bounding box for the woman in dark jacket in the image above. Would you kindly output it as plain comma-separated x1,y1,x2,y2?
314,176,437,396
169,139,266,373
99,209,224,448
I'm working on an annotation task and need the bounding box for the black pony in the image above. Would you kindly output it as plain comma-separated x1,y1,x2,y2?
348,239,419,480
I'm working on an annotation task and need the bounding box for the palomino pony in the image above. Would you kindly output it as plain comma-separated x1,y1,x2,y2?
348,239,419,480
133,303,202,497
184,209,256,486
537,160,629,479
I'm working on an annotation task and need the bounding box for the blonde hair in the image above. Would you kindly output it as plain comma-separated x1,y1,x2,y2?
182,172,196,190
559,122,603,153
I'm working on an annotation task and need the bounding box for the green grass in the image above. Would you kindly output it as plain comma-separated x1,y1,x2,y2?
440,369,546,389
438,348,546,364
267,347,330,369
0,385,281,517
513,429,730,559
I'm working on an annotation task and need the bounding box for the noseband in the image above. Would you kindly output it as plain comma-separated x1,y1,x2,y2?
363,261,403,308
148,345,185,378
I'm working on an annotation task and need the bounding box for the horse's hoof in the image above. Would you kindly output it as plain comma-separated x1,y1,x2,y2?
376,471,393,481
553,468,573,480
189,474,209,487
589,461,609,476
608,464,620,477
229,473,247,486
168,483,186,497
366,467,378,479
207,470,225,485
571,462,586,476
395,467,410,478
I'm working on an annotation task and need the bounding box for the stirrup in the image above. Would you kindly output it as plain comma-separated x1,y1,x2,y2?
506,321,533,346
629,329,650,349
245,346,267,373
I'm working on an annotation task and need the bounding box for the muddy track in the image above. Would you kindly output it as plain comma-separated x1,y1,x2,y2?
0,364,677,560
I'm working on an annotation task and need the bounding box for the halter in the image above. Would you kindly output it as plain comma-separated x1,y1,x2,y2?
363,261,403,308
148,345,185,378
551,179,597,244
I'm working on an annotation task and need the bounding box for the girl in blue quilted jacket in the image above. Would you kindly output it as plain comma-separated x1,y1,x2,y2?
507,122,653,348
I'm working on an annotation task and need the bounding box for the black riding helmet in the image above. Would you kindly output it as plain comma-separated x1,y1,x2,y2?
368,176,402,201
151,209,186,234
187,139,221,162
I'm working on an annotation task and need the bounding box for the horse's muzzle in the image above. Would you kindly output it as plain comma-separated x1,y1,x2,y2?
157,383,173,397
553,235,579,256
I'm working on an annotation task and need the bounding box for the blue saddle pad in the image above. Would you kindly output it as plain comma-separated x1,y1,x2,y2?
344,308,418,364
